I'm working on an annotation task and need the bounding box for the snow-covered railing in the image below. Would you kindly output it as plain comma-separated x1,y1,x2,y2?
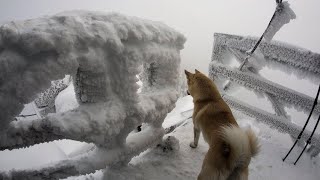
209,33,320,157
0,11,185,179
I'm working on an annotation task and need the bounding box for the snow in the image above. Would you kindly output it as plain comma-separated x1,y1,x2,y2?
55,83,79,113
0,5,319,180
22,96,317,180
209,62,320,116
0,142,67,171
1,95,320,179
228,86,275,114
0,10,186,179
35,75,71,109
263,1,296,42
207,30,320,179
0,10,185,144
211,33,320,85
0,10,186,132
209,33,320,152
223,95,320,149
259,67,319,97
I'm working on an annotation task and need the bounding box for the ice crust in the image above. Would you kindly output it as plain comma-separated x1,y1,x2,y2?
0,10,185,179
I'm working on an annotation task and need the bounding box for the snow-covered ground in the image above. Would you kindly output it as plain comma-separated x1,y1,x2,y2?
0,1,319,179
1,95,320,180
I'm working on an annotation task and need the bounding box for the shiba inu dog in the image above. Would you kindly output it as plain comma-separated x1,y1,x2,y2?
185,69,259,180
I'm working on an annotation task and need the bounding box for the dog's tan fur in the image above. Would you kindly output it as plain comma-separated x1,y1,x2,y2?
185,69,259,180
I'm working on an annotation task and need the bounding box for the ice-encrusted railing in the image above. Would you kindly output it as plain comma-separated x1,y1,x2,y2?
0,11,185,179
209,33,320,157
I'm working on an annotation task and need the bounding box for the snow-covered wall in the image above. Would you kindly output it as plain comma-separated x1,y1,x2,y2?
0,11,185,179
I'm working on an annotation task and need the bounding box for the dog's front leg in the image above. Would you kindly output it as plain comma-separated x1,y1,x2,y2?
190,127,200,148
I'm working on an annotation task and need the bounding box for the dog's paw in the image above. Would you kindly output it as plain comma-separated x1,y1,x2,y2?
189,142,198,148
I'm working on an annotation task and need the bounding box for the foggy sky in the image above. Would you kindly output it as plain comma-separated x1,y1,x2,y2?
0,0,319,96
1,0,319,74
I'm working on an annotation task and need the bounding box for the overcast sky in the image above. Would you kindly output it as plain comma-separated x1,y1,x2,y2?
0,0,319,74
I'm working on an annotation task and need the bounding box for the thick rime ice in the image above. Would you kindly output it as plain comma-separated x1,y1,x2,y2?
35,75,72,116
0,11,185,179
209,63,320,116
223,95,320,149
210,33,320,157
263,1,296,42
211,33,320,84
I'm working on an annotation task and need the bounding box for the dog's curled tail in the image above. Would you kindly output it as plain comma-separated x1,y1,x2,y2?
220,125,260,178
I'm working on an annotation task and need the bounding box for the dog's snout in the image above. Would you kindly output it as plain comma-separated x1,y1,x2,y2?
187,90,190,95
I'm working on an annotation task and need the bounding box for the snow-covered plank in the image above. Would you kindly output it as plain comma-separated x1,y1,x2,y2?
210,63,320,116
223,95,320,148
265,93,288,118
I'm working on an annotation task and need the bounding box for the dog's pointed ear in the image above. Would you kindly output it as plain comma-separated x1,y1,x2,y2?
185,70,193,78
195,69,201,74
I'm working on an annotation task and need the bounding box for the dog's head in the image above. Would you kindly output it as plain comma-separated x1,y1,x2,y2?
184,69,219,101
184,69,199,96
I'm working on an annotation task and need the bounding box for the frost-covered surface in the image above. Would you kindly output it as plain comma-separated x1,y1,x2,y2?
265,93,289,118
0,142,67,171
210,32,320,157
209,62,320,116
211,33,320,84
55,83,79,113
263,1,296,42
0,10,185,131
223,95,320,149
0,10,185,179
35,75,72,117
1,96,320,180
0,126,165,179
35,76,71,108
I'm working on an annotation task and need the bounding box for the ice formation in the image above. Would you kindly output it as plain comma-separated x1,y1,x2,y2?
35,75,72,116
0,11,185,179
223,95,320,152
211,33,320,84
209,62,320,116
209,32,320,157
263,1,296,42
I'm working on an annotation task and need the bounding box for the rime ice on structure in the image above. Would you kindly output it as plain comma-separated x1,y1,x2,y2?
209,63,320,116
211,33,320,84
209,2,320,156
34,75,72,116
0,11,185,179
210,33,320,157
223,95,320,149
263,1,296,42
